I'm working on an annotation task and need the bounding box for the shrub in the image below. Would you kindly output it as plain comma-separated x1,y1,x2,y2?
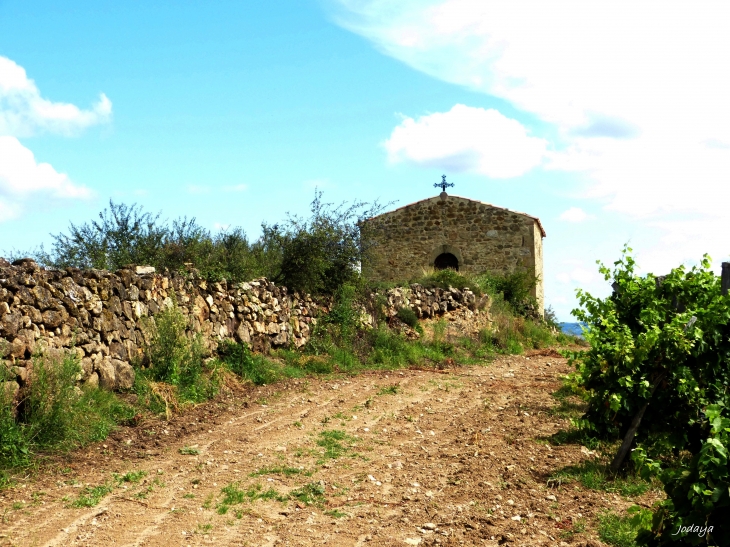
217,340,294,385
413,269,482,296
1,351,134,479
567,247,730,545
634,405,729,546
137,298,223,406
0,375,30,472
26,192,386,298
143,300,204,388
475,269,538,317
568,248,730,461
18,352,86,448
396,307,418,328
599,508,654,547
270,191,387,296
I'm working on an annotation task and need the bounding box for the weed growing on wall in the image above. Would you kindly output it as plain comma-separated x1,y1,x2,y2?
475,269,539,317
0,351,135,482
137,297,220,405
217,339,303,385
413,268,483,296
396,307,419,328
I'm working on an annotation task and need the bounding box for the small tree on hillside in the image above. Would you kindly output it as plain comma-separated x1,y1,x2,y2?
269,190,388,296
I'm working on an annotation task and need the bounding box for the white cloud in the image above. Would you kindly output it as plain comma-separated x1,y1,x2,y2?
384,104,546,177
0,56,109,221
0,136,92,221
330,0,730,321
0,56,112,137
186,184,210,195
223,184,248,192
329,1,730,217
559,207,591,223
556,266,597,285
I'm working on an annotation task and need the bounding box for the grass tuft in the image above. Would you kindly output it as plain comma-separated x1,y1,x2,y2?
598,509,651,547
377,384,400,396
316,430,357,461
547,460,652,497
216,482,287,514
114,470,147,484
70,484,113,508
249,466,309,477
289,481,326,506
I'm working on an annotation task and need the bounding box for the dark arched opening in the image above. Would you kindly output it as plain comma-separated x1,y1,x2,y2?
434,252,459,271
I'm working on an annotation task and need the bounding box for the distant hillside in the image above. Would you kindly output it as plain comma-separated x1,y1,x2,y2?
559,322,587,338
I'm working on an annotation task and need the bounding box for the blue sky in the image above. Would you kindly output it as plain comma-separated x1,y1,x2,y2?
2,0,729,321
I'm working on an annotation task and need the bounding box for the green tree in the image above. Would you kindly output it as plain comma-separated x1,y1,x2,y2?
269,190,387,296
43,201,168,270
568,247,730,545
570,248,730,463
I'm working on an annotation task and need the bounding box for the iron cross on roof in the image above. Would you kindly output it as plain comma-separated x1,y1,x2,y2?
434,174,454,193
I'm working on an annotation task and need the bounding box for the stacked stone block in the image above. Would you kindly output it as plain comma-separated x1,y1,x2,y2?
0,258,325,394
0,259,488,398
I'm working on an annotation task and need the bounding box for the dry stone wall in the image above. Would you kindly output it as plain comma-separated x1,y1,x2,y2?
381,283,487,319
0,258,327,395
0,259,489,399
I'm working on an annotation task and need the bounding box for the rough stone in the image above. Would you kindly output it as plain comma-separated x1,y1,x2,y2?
0,261,481,395
112,359,135,390
10,366,27,383
42,309,68,329
9,337,27,359
361,194,545,316
81,357,94,380
85,372,99,388
96,359,117,390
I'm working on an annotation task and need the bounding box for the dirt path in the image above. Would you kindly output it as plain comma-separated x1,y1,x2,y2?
0,351,649,547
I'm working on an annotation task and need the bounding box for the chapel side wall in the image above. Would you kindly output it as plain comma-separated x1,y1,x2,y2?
363,196,544,315
532,222,545,316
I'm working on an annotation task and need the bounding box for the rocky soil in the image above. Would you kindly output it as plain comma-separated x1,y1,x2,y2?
0,350,660,547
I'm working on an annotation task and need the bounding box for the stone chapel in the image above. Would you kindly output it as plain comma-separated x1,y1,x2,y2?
360,188,546,316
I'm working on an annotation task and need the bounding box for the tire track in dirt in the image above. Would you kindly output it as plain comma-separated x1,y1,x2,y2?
1,349,651,546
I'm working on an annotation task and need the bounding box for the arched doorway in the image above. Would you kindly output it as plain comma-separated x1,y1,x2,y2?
434,252,459,271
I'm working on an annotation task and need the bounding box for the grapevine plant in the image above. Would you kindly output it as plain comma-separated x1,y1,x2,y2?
567,247,730,545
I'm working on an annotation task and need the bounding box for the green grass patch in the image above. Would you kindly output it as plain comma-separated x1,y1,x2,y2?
377,384,400,396
218,340,304,385
70,484,113,508
324,509,348,518
289,481,326,506
1,351,135,481
544,428,601,449
559,518,587,540
550,384,589,419
216,482,287,514
249,466,310,477
179,446,200,455
547,460,651,497
598,511,642,547
114,470,147,484
412,269,483,296
316,430,357,461
197,523,213,534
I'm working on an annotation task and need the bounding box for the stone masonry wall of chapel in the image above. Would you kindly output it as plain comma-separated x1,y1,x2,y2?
363,197,544,313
